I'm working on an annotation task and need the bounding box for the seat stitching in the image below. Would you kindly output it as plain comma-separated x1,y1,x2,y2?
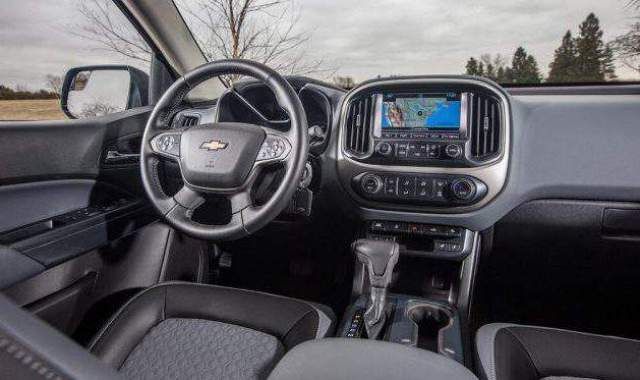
504,327,542,378
162,285,167,322
115,287,170,371
90,282,328,352
281,309,317,345
87,286,160,351
507,323,640,344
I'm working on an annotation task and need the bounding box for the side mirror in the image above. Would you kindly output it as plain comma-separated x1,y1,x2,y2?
61,65,149,119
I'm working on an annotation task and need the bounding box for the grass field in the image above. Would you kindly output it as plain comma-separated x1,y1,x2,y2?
0,99,66,121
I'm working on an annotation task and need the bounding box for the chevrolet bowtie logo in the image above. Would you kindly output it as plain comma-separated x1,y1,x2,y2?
199,140,228,151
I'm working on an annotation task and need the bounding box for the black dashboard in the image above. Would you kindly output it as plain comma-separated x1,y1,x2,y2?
171,75,640,232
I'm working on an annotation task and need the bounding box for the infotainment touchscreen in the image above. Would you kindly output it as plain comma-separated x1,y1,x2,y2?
374,92,462,131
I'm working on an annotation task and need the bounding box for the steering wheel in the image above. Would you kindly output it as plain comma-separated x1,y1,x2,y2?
140,59,308,240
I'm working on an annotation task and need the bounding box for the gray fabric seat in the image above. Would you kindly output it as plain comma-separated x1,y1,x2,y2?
476,323,640,380
88,282,335,380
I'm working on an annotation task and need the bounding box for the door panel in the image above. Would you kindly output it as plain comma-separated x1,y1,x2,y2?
0,107,151,185
0,107,156,271
0,106,176,339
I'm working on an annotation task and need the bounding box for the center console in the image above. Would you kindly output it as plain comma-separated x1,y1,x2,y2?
337,77,509,212
331,77,507,373
338,226,478,363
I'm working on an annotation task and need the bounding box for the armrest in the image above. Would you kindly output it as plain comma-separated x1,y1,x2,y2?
268,338,477,380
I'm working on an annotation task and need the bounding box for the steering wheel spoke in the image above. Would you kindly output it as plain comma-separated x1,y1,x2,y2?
173,185,205,211
150,131,183,160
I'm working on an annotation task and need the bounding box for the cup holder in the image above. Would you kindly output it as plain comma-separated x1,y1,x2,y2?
407,304,452,352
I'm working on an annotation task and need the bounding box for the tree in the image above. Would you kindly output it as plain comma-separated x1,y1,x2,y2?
548,31,578,82
79,102,121,118
177,0,335,85
602,45,618,80
69,0,151,64
466,54,509,82
611,22,640,73
486,54,509,82
481,54,497,80
68,0,334,85
333,76,356,90
610,1,640,73
465,57,480,76
574,13,615,81
510,47,541,83
45,75,63,99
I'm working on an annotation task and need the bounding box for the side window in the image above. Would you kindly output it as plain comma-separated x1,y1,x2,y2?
0,0,151,121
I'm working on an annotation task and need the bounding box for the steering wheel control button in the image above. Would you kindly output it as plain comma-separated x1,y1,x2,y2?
361,174,383,194
153,133,181,157
256,135,289,162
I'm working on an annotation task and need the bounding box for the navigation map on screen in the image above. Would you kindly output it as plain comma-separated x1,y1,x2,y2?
381,93,461,130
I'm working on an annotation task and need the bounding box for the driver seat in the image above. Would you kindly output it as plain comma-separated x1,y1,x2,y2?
88,282,335,380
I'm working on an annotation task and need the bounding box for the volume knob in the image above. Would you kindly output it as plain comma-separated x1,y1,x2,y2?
376,142,393,156
445,144,462,158
450,178,476,201
361,174,383,194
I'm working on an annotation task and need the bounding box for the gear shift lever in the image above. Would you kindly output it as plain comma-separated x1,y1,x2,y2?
353,238,400,339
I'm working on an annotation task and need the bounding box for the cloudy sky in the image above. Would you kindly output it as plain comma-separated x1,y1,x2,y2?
1,0,638,91
294,0,639,81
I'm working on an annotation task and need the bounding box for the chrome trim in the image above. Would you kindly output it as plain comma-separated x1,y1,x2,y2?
459,92,469,138
343,95,375,160
337,77,511,211
457,232,481,321
372,94,383,138
463,92,503,166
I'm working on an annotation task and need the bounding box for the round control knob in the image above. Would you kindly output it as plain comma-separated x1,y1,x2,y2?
376,142,393,156
444,144,462,158
361,174,383,194
450,178,476,201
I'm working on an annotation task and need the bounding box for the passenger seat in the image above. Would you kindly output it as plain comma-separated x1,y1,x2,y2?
476,323,640,380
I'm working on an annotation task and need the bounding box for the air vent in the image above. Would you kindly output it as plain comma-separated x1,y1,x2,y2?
469,93,501,161
173,114,200,128
344,95,374,156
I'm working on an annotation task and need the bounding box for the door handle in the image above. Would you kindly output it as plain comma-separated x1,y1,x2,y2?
104,150,140,163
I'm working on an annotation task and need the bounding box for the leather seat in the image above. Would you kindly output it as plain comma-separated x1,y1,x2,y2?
476,323,640,380
88,282,335,380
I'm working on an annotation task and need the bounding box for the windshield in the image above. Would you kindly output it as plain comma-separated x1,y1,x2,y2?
175,0,640,88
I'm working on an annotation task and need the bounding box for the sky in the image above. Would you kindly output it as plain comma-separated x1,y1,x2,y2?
293,0,639,82
1,0,638,91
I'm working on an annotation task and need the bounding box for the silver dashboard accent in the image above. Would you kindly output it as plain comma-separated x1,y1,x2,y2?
337,77,511,212
372,94,384,138
459,92,469,138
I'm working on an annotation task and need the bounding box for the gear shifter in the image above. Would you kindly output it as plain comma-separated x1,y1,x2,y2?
353,238,400,339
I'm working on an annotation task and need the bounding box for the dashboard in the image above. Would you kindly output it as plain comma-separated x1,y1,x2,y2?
169,75,640,232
